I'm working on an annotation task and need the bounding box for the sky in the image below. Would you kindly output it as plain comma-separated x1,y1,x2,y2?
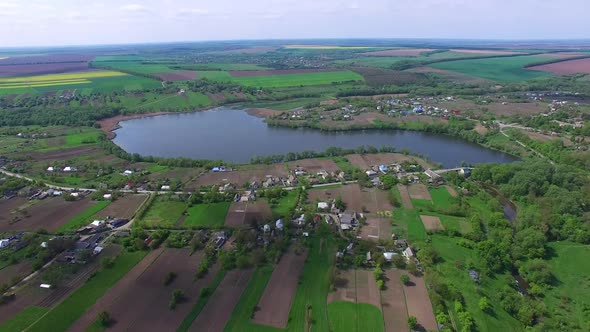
0,0,589,47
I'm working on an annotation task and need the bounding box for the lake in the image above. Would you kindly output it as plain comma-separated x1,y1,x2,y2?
113,107,517,167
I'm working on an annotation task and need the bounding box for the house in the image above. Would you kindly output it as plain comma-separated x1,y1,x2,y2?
459,168,471,178
346,242,354,252
93,246,104,255
394,239,408,248
46,166,54,172
378,165,389,173
371,177,382,187
70,192,80,198
275,219,284,231
366,170,378,177
366,251,372,262
63,166,77,172
317,170,329,179
123,170,133,175
161,185,171,191
340,211,357,230
317,202,329,210
263,224,271,233
383,252,398,262
212,166,227,172
90,220,105,228
0,239,9,249
424,169,443,184
103,194,112,200
402,247,414,261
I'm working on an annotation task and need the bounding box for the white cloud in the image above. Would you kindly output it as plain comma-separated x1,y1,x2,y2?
120,4,149,12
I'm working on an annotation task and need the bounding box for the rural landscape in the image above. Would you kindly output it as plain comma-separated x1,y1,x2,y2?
0,4,590,332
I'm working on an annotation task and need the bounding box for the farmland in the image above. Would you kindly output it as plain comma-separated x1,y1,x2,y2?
528,57,590,75
430,55,557,81
18,249,147,332
184,202,231,227
229,70,364,88
138,196,187,227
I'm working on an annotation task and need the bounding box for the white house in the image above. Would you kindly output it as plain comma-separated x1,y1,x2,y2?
317,202,329,210
275,219,284,231
161,185,171,191
46,166,54,172
93,246,104,255
0,239,9,249
91,220,105,228
402,247,414,261
123,170,133,175
383,252,398,262
103,194,112,200
70,192,80,198
63,166,76,172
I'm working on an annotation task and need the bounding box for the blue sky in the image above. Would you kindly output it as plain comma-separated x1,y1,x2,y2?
0,0,588,47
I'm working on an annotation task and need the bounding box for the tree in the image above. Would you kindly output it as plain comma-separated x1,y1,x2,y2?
408,316,418,330
96,311,111,327
334,196,346,211
373,265,384,281
400,274,410,285
479,297,491,313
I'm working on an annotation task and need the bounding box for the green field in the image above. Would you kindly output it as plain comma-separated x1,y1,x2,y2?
0,306,48,332
225,237,334,332
327,301,384,332
25,250,147,332
118,91,212,111
545,242,590,331
269,191,299,218
230,71,363,88
139,197,186,227
184,202,230,227
393,207,426,242
91,61,173,74
56,200,111,232
431,55,556,82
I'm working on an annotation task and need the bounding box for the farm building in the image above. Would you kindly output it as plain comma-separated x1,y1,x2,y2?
379,165,389,173
318,202,329,210
424,169,443,184
403,247,414,261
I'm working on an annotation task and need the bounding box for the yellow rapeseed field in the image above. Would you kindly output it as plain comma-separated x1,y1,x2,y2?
0,80,91,89
0,70,127,84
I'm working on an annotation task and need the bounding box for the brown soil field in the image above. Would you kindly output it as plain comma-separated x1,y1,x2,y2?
396,185,413,209
408,184,431,201
206,92,226,103
252,249,308,328
435,99,546,117
403,274,438,331
409,66,490,85
0,197,97,232
327,269,381,309
229,69,342,77
534,52,584,58
0,197,27,223
20,146,102,161
420,215,444,232
155,70,197,81
346,153,431,170
225,200,273,228
328,269,356,303
95,194,147,220
307,184,363,212
71,248,218,332
381,269,409,332
189,268,254,332
189,165,288,188
529,58,590,75
361,217,392,241
449,49,522,55
514,129,572,146
360,48,433,57
444,185,458,197
0,261,33,286
246,108,284,118
285,158,340,173
474,123,488,135
0,62,93,77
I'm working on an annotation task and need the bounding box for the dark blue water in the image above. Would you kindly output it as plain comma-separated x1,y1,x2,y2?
113,107,517,167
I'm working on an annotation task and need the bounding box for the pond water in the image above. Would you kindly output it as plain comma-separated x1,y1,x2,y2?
113,107,518,167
